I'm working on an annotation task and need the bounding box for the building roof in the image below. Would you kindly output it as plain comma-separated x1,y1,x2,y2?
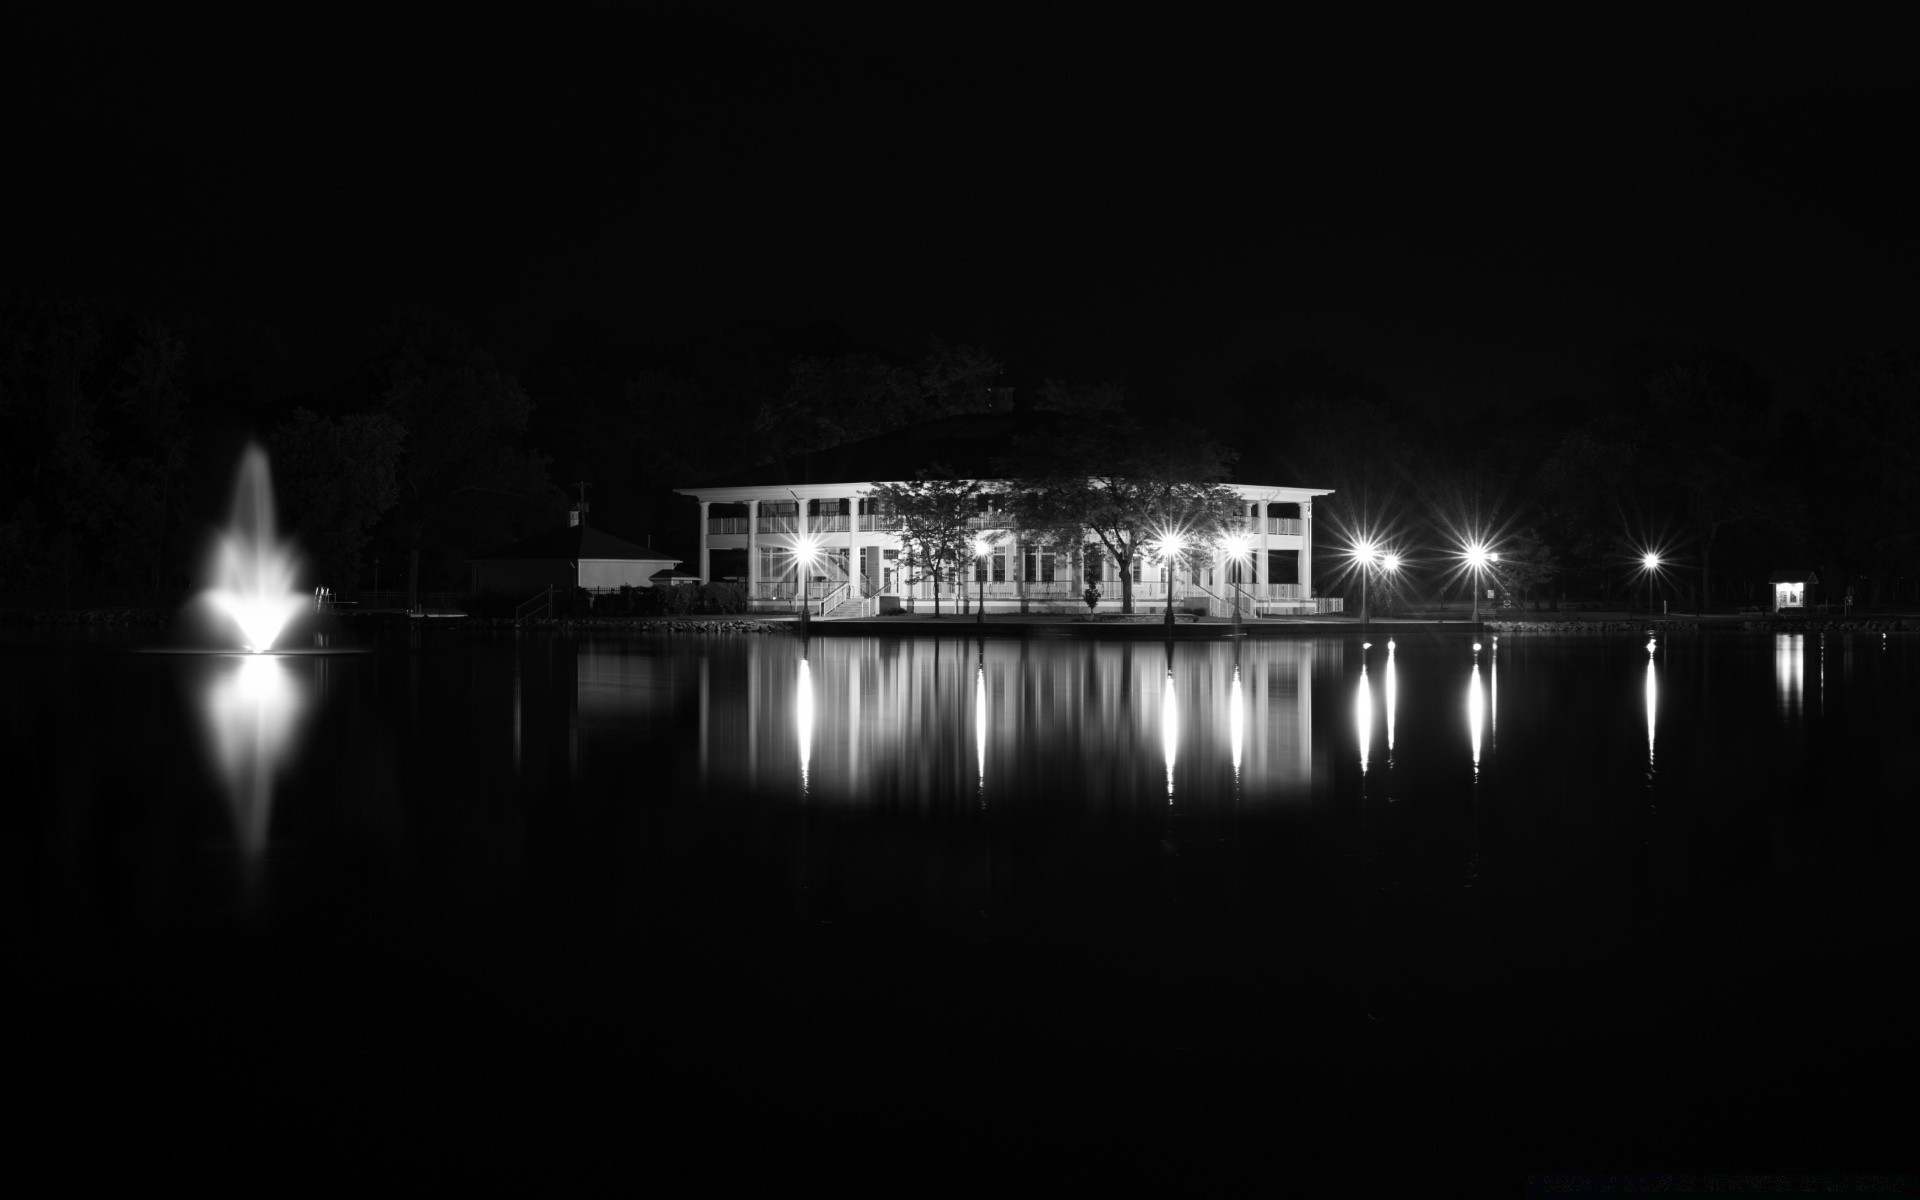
1768,569,1819,584
469,524,682,564
689,410,1067,489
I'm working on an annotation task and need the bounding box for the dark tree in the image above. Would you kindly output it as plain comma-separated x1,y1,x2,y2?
1001,401,1240,614
268,408,405,589
869,466,981,617
371,309,563,590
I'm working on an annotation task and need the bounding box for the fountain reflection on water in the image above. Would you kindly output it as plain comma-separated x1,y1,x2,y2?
203,654,306,890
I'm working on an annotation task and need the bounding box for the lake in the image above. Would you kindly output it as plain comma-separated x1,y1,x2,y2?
7,626,1913,1178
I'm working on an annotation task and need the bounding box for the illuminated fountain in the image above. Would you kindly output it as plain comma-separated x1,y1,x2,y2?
204,443,305,653
194,444,310,898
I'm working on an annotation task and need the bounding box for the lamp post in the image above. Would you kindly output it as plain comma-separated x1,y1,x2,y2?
1465,543,1499,626
1355,541,1379,628
795,535,821,631
1219,529,1254,636
974,535,991,625
1642,553,1660,617
1159,532,1185,633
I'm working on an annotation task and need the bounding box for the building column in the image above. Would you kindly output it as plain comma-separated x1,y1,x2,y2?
1257,501,1270,609
848,493,859,597
1300,498,1313,608
747,499,759,604
698,501,712,583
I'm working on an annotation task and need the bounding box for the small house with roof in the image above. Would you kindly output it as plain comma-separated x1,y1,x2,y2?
468,521,683,598
1768,569,1818,613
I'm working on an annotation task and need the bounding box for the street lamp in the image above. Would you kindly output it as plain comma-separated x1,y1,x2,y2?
1353,541,1404,629
1156,530,1186,632
1218,529,1255,635
1464,542,1499,625
1353,541,1380,627
1641,552,1660,617
794,533,823,630
974,535,992,624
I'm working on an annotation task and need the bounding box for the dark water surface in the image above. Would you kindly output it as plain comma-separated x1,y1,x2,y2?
8,627,1914,1176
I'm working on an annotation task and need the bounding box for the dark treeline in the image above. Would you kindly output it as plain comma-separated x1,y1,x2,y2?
3,290,1914,608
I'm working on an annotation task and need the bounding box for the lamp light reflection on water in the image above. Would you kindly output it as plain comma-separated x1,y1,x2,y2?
1161,670,1178,801
1467,653,1484,772
797,655,814,793
1384,639,1397,759
1776,634,1804,717
202,653,305,889
975,661,986,796
1645,646,1658,770
1356,643,1373,774
1229,664,1245,777
1489,637,1498,741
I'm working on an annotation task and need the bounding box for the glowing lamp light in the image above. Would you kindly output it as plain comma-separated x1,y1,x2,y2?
1218,530,1254,561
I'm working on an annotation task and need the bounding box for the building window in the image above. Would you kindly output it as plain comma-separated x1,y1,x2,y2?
759,546,795,583
992,553,1006,583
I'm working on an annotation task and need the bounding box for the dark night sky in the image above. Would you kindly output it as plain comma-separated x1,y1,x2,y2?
12,11,1916,418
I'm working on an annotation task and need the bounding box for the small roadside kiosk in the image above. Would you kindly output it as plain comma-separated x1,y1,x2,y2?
1768,569,1818,614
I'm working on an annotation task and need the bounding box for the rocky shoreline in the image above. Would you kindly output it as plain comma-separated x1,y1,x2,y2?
1487,617,1909,634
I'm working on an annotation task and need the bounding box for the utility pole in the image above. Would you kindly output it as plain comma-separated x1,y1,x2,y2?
572,481,591,527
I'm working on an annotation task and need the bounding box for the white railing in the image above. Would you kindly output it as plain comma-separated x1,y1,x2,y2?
1021,582,1076,599
756,515,799,535
858,515,903,531
1265,518,1303,536
811,581,850,616
707,517,750,535
810,515,851,533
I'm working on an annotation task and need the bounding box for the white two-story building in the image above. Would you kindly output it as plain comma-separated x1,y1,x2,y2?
674,411,1338,617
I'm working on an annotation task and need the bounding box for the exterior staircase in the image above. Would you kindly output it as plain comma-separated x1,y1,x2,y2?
824,597,870,619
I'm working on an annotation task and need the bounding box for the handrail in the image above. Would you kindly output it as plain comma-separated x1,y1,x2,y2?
811,581,850,616
515,585,554,624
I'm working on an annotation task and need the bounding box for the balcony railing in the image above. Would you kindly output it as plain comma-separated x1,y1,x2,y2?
707,517,750,535
756,515,798,535
858,514,903,531
1264,518,1303,536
